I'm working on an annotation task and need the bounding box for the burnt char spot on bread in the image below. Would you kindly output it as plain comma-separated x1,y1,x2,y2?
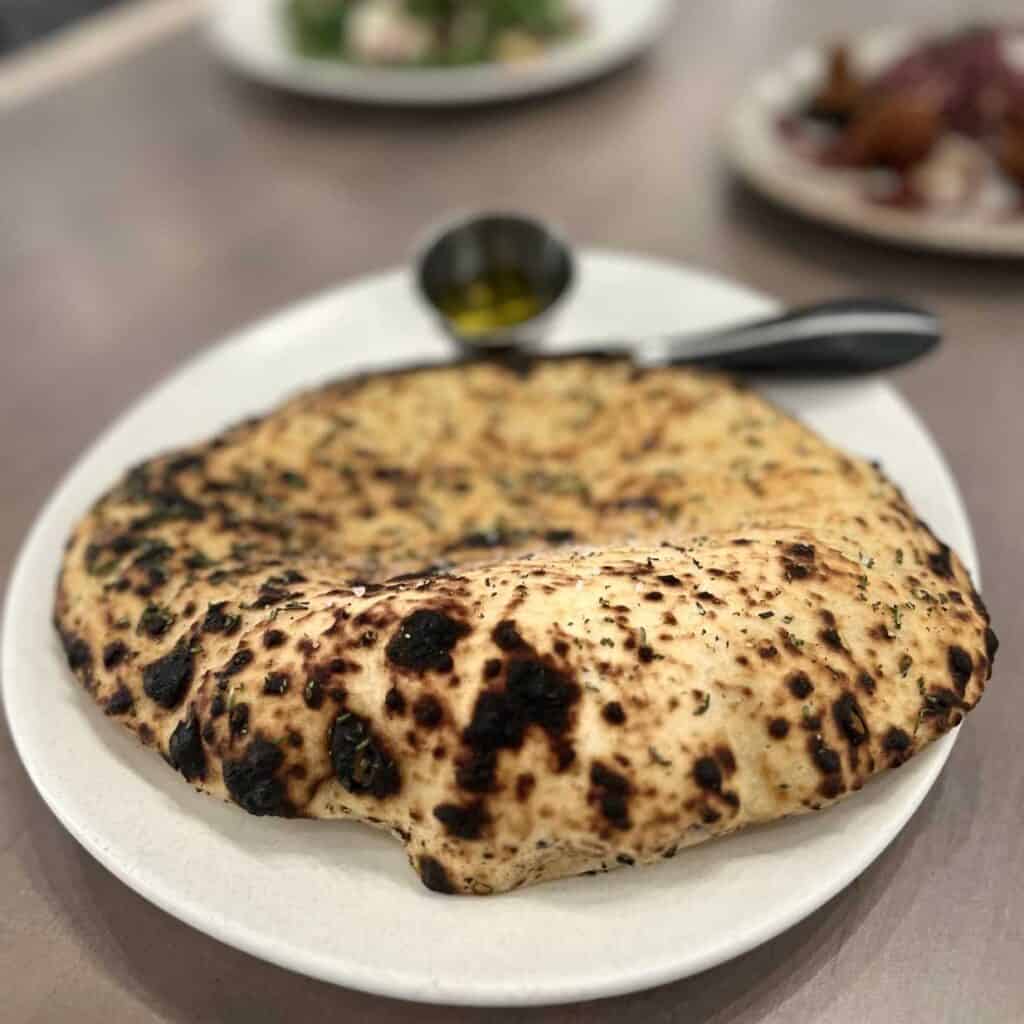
768,717,790,739
223,737,291,816
202,601,240,635
516,773,536,801
928,543,954,579
544,529,576,544
446,527,518,552
787,542,815,561
419,855,456,894
787,671,813,699
883,726,911,754
229,703,250,738
715,746,737,775
783,559,812,581
920,687,966,730
602,701,627,725
832,693,868,745
303,678,324,710
693,756,722,791
433,800,490,840
331,711,401,799
105,684,134,716
386,609,468,672
809,735,841,775
168,707,206,781
220,649,253,677
412,695,443,729
142,637,194,709
459,658,579,792
820,776,845,799
263,629,287,649
456,750,497,793
463,691,527,754
948,646,973,695
492,620,526,651
250,583,301,610
985,627,999,662
102,640,128,669
167,452,204,474
553,739,575,772
384,686,406,715
263,672,289,695
820,628,843,652
590,761,631,830
137,603,174,639
59,628,92,674
505,659,579,734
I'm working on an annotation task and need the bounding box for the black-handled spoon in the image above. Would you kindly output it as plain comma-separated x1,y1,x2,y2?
416,216,938,374
629,298,940,374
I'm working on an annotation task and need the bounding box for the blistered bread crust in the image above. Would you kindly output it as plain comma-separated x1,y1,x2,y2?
54,358,998,894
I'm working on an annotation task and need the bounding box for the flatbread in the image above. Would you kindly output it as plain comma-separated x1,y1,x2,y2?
54,357,998,894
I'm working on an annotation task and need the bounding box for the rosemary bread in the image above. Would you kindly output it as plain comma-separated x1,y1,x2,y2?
54,357,997,894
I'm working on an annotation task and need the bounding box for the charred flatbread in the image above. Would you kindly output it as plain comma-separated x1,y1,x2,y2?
54,357,997,894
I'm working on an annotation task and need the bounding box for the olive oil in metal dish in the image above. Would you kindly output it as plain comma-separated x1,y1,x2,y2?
436,269,544,338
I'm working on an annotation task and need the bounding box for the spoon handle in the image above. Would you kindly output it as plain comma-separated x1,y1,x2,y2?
638,298,940,374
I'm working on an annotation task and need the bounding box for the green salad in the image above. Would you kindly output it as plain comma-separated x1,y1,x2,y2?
286,0,580,67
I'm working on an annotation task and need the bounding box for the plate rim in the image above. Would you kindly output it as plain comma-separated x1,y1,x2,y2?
1,250,979,1006
205,0,676,106
725,23,1024,257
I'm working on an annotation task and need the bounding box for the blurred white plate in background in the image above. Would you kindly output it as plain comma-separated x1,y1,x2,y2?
727,26,1024,256
2,251,976,1005
207,0,674,105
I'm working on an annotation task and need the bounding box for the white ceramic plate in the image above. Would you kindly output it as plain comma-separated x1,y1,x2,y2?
206,0,674,106
727,26,1024,256
2,251,976,1006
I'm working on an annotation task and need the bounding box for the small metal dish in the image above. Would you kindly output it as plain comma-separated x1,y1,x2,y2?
415,212,575,354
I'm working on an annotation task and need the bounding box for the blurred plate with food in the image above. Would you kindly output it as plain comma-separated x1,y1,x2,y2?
728,23,1024,255
207,0,674,106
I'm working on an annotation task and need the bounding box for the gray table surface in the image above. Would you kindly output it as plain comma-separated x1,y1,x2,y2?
2,2,1022,1021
